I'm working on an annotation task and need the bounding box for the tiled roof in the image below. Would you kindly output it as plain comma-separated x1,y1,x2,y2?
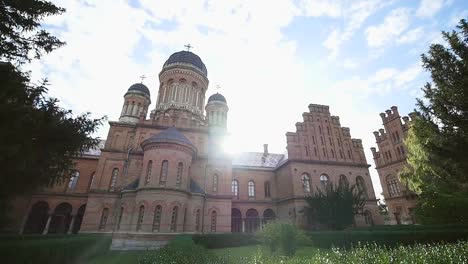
232,152,286,168
123,179,139,190
163,50,207,76
144,127,195,147
190,179,205,194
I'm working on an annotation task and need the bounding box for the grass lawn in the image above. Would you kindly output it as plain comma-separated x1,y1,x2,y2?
210,245,325,258
87,250,146,264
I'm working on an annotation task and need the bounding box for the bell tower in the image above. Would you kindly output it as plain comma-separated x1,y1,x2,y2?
153,49,209,124
119,83,151,123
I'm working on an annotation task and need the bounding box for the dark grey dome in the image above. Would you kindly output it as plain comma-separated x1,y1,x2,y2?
128,83,150,96
208,93,227,103
163,51,207,76
141,127,196,151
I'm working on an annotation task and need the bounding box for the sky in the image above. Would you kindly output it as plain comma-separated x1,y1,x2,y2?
27,0,467,198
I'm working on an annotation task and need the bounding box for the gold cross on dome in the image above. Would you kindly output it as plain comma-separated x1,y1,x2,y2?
139,75,146,83
184,43,193,51
216,85,221,93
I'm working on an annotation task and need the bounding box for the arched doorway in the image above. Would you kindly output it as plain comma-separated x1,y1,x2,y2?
231,208,242,233
49,203,72,234
263,209,276,225
72,204,86,234
24,201,49,234
245,209,259,233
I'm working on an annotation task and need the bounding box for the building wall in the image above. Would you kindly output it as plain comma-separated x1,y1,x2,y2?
371,106,417,225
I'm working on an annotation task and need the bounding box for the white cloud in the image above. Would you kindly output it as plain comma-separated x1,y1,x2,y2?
322,0,392,58
397,27,425,44
448,9,468,26
342,58,358,69
416,0,445,18
299,0,342,17
365,8,411,48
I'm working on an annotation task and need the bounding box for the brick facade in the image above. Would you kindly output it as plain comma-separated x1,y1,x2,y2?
9,50,382,241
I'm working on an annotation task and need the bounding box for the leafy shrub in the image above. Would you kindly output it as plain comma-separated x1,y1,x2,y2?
139,235,217,264
257,222,310,256
192,233,258,249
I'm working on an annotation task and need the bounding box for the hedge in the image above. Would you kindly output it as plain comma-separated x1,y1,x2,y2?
307,227,468,248
192,233,259,249
0,234,111,264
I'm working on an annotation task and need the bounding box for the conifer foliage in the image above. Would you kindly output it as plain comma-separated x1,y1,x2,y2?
401,19,468,224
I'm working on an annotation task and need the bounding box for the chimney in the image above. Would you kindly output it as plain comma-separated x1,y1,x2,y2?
263,144,269,156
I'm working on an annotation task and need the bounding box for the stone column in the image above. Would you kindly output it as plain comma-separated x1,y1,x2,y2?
67,214,76,234
242,218,245,233
42,213,53,235
259,218,264,231
18,204,33,235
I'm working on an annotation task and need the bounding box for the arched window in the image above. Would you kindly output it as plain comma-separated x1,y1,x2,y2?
210,211,217,232
145,160,152,186
320,174,329,187
117,206,124,230
356,176,368,198
301,173,311,193
159,160,168,186
153,205,162,232
109,168,119,191
231,180,239,197
213,174,218,192
136,205,145,231
176,162,183,188
248,181,255,197
364,210,374,226
387,175,400,197
99,208,109,231
264,181,271,197
88,172,95,191
339,174,348,186
195,209,201,232
170,206,178,232
68,170,80,190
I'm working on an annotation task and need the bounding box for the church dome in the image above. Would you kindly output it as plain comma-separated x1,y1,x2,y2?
163,50,207,77
141,127,196,151
207,93,227,104
128,83,150,96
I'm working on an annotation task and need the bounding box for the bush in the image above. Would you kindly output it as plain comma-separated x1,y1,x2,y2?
257,222,310,256
192,233,258,249
139,235,216,264
0,234,111,264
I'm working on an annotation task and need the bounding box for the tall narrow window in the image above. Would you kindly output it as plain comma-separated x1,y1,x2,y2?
301,173,311,193
159,160,168,186
109,168,119,191
264,181,271,197
356,176,368,198
213,174,218,192
387,175,400,197
195,209,201,232
339,175,348,186
145,160,152,186
136,205,145,231
231,180,239,197
210,211,217,232
68,170,80,190
320,174,329,187
248,181,255,197
117,206,124,230
348,150,352,159
327,126,330,135
88,172,95,190
153,205,162,232
170,206,178,232
331,149,335,158
176,162,183,188
99,208,109,231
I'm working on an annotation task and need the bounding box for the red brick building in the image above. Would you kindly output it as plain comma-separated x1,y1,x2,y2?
371,107,417,225
9,50,382,247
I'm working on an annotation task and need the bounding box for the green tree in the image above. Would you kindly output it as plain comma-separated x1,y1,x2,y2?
401,19,468,224
0,1,104,226
304,181,365,230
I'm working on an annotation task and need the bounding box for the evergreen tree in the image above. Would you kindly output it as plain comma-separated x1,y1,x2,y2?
304,181,365,230
0,1,104,226
401,19,468,224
